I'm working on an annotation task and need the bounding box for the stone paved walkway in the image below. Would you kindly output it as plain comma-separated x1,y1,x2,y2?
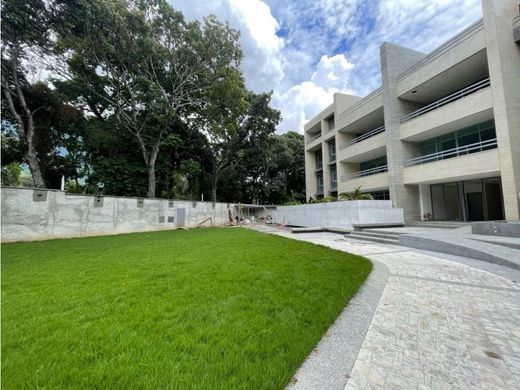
250,225,520,390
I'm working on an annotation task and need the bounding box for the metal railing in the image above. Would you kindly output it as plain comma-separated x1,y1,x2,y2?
329,154,336,164
341,165,388,181
340,126,385,150
306,132,322,144
315,162,323,171
403,138,497,167
317,186,324,194
400,77,490,123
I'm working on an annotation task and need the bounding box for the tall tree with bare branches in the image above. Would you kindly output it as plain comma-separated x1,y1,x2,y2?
1,0,51,188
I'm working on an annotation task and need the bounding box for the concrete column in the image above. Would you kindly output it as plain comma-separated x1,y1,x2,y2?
322,139,331,196
482,0,520,220
380,43,426,222
305,149,317,201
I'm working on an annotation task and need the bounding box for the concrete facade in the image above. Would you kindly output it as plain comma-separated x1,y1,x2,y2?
304,0,520,222
272,200,404,230
1,187,236,242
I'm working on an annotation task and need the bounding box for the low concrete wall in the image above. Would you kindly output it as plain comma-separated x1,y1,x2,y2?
1,187,236,242
272,200,404,229
472,221,520,238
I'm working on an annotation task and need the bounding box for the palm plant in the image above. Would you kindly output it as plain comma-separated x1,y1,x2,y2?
339,186,373,201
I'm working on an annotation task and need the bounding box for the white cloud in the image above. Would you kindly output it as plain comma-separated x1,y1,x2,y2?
272,54,354,133
168,0,284,92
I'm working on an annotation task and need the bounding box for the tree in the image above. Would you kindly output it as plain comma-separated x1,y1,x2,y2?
53,0,242,198
1,0,52,187
198,68,250,202
339,186,374,200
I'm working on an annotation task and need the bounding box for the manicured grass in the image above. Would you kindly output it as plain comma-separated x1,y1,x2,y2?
2,227,371,389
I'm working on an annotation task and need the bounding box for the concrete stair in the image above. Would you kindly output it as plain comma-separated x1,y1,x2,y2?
347,230,400,245
407,221,470,229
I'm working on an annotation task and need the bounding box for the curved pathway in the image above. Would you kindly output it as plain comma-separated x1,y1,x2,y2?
250,225,520,390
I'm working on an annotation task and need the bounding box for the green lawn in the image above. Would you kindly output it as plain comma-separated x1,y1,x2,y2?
2,227,371,389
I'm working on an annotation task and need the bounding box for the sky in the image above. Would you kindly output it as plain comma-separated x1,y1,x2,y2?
167,0,482,134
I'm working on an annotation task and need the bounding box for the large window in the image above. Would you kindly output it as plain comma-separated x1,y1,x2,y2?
360,156,387,172
316,172,324,193
418,120,496,160
329,142,336,162
330,166,337,188
315,150,323,170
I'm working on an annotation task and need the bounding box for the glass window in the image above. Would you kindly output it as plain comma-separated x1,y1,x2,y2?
419,139,437,156
331,166,337,187
457,125,480,155
437,133,456,152
329,142,336,161
315,151,323,169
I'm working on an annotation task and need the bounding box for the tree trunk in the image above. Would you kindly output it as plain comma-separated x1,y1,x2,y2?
211,177,217,203
1,47,46,188
26,140,46,188
147,162,156,198
146,139,162,199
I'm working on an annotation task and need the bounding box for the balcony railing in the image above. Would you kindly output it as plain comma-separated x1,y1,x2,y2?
317,186,324,194
403,138,497,167
306,132,322,144
329,154,336,164
340,126,385,150
341,165,388,181
400,77,490,123
315,162,323,171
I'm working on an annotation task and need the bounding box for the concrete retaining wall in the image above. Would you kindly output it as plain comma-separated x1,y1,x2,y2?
472,221,520,238
272,200,404,229
1,187,236,242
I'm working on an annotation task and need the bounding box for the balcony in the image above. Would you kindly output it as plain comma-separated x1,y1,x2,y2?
400,86,492,142
400,78,490,123
397,20,486,97
403,148,500,185
339,170,389,193
340,126,385,150
403,138,497,167
341,165,388,180
306,132,322,145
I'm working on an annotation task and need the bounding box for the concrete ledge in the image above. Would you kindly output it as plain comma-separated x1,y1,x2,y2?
273,201,404,230
472,221,520,238
399,234,520,270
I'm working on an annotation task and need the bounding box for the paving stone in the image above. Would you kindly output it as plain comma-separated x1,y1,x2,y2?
250,226,520,390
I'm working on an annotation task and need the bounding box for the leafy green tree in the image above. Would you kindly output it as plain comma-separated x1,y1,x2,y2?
53,0,242,198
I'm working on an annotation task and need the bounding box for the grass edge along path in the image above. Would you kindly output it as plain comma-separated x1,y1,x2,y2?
2,227,372,389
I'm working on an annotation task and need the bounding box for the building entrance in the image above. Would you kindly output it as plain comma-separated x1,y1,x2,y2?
430,177,504,221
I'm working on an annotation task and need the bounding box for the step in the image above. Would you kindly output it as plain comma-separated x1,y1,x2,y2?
407,221,470,229
349,231,400,240
400,234,520,270
347,233,399,245
470,237,520,251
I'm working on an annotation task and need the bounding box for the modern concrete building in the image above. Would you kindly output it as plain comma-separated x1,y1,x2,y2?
304,0,520,222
